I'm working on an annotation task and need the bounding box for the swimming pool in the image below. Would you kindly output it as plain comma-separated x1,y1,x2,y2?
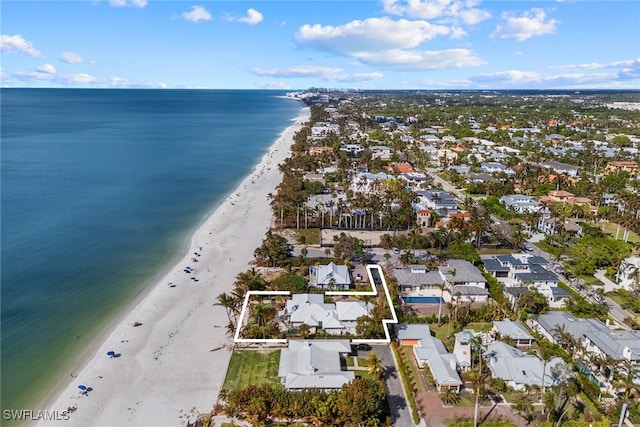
577,361,605,388
403,296,444,304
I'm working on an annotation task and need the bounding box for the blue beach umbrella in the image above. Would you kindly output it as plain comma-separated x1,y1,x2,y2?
78,385,87,391
106,351,115,357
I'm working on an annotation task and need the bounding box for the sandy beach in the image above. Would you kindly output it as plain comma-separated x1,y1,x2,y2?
35,106,310,427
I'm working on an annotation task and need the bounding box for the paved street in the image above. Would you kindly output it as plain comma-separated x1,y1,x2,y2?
363,344,416,427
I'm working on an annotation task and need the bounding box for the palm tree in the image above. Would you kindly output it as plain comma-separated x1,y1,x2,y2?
439,388,461,406
612,359,640,403
365,352,385,379
216,292,237,322
512,391,534,422
297,323,311,338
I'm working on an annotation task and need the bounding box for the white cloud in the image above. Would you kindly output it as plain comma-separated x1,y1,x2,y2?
252,65,344,78
251,65,383,83
468,69,629,88
353,48,484,70
450,27,467,39
182,5,212,22
382,0,490,25
60,52,85,64
0,34,41,57
329,72,384,82
37,63,56,74
490,9,558,41
296,17,451,55
109,0,147,8
237,8,263,25
549,59,639,70
13,69,167,88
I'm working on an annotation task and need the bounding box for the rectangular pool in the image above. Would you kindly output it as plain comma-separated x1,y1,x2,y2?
403,296,444,304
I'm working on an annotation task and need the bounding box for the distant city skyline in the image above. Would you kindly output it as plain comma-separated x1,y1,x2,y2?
1,1,639,90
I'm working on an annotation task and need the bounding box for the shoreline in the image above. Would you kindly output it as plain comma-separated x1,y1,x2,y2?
34,106,310,427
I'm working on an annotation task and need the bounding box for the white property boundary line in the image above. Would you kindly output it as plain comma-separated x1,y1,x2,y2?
233,265,398,344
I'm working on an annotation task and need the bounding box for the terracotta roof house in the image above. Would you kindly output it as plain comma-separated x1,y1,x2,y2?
386,162,414,174
416,209,433,228
605,161,639,175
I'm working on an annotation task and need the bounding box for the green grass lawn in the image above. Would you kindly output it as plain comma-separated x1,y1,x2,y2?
222,350,282,392
465,322,493,333
295,228,320,245
597,221,640,243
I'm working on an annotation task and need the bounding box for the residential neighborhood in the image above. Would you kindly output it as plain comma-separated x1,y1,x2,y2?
211,90,640,427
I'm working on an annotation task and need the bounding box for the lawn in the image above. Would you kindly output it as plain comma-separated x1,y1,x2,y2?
295,228,320,245
221,350,282,392
465,322,493,333
597,221,640,243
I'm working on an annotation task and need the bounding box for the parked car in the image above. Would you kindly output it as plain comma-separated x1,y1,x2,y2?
355,343,372,351
392,247,400,254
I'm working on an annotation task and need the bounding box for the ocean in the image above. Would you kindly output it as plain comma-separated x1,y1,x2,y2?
0,89,302,413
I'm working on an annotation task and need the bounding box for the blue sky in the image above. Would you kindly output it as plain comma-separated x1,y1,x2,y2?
1,1,639,89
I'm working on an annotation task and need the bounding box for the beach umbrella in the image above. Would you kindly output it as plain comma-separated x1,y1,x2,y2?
78,385,87,391
106,351,115,357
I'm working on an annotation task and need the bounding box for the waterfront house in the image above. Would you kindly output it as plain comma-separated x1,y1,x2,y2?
278,340,354,390
310,262,352,289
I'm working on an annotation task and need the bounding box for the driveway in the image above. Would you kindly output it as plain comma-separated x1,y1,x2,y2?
367,344,415,427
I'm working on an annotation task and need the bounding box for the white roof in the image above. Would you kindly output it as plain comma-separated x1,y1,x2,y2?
316,262,351,286
335,301,372,321
278,340,354,389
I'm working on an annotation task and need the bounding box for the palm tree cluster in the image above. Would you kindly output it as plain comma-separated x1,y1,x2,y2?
220,378,388,426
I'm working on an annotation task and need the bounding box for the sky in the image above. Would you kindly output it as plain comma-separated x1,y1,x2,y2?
1,1,639,90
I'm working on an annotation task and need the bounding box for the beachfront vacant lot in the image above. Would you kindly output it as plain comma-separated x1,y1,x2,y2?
222,349,281,392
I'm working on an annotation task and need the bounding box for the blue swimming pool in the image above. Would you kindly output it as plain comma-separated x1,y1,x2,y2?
403,296,444,304
577,361,605,387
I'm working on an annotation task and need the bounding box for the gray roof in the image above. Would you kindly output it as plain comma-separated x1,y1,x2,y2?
394,267,444,288
439,259,486,284
550,287,571,297
515,265,559,283
315,262,351,286
396,324,462,387
505,287,529,297
483,258,510,272
278,340,354,389
484,341,564,387
451,285,489,296
536,311,640,362
493,319,534,341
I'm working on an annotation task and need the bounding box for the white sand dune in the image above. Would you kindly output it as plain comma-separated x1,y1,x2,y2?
35,106,310,427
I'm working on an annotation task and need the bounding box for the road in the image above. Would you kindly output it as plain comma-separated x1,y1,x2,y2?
359,344,416,427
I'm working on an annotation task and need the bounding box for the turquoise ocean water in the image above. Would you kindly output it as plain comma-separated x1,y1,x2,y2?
0,89,301,413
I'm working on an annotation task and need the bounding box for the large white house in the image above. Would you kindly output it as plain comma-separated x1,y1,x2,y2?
278,340,354,390
284,293,372,335
616,255,640,291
